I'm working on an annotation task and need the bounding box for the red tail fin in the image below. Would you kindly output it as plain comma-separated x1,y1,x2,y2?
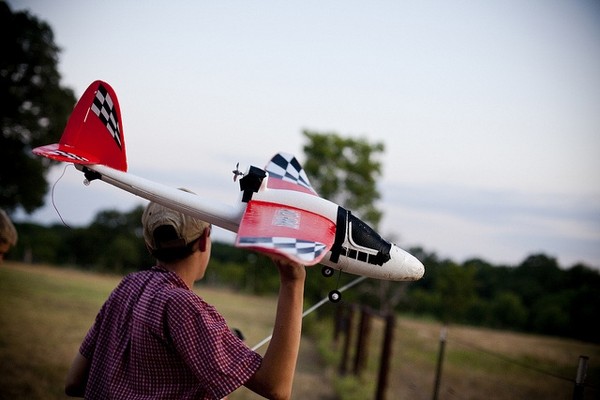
33,80,127,172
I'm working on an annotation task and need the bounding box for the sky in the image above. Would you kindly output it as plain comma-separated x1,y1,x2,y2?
10,0,600,269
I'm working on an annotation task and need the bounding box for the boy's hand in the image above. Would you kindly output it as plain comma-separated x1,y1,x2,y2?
271,255,306,282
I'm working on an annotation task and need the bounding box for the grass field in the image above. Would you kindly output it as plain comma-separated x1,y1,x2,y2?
1,262,598,399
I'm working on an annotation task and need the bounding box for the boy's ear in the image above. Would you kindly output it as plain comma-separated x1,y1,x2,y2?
197,227,210,252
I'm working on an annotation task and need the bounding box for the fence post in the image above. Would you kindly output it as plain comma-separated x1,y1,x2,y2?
354,307,372,376
432,325,448,400
375,312,395,400
573,355,589,400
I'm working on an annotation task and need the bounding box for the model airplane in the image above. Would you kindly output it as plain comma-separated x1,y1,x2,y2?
33,80,424,301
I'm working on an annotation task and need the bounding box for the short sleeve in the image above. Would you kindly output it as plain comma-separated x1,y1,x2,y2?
79,300,107,360
165,289,262,399
79,275,131,361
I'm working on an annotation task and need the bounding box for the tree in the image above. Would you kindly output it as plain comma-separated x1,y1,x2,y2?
511,253,562,307
433,261,478,323
0,3,76,213
302,130,396,310
302,130,385,227
488,291,528,329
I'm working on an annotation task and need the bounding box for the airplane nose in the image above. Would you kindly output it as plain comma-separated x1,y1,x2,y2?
406,249,425,280
392,244,425,280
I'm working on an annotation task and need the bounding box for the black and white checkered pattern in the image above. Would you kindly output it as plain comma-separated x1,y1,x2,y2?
238,237,327,263
50,149,89,163
266,153,315,193
91,84,122,149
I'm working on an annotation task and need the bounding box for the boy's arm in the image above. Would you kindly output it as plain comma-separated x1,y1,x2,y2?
244,257,306,400
65,352,90,397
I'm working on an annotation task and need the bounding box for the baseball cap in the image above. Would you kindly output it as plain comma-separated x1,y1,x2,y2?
142,191,209,251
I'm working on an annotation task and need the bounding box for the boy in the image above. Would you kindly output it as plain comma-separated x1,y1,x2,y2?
66,200,305,399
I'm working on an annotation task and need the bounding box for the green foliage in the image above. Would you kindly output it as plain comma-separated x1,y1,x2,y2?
0,3,76,213
11,222,67,263
12,206,153,272
530,293,571,336
302,130,385,227
488,291,528,329
433,261,477,323
102,234,140,274
405,251,600,343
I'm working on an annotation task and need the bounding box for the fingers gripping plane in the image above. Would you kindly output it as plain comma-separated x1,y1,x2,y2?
33,80,424,301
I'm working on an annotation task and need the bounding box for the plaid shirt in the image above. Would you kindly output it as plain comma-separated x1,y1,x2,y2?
80,266,262,400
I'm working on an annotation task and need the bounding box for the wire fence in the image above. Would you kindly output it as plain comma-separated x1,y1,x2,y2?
250,276,598,400
448,334,574,383
332,302,598,400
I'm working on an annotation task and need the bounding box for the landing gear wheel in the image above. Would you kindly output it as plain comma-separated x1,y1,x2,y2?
321,266,335,278
328,290,342,303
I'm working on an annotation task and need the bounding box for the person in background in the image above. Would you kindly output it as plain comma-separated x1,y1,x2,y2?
0,209,18,264
65,198,306,400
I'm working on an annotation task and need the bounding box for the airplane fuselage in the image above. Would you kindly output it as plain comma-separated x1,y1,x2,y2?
79,163,424,282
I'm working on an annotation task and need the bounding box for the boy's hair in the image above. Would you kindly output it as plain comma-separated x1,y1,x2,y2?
149,225,199,263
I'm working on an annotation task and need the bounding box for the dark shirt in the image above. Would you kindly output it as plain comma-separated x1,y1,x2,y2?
80,266,262,399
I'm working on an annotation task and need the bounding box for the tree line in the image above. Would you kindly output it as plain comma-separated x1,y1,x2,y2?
9,205,600,344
